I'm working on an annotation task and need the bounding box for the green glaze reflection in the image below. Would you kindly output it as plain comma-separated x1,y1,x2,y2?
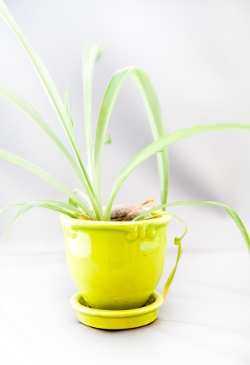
68,233,92,258
61,212,171,310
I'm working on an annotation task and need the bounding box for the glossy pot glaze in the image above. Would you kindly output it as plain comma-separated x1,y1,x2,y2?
61,212,171,310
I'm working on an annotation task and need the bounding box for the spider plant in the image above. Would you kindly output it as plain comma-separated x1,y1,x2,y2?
0,0,249,252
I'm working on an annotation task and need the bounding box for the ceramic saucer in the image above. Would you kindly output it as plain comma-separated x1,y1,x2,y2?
70,291,163,330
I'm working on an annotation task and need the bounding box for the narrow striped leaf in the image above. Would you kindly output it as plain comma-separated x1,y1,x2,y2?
104,123,250,220
94,67,168,206
3,199,83,238
64,85,74,130
0,82,90,196
0,202,25,215
0,148,95,219
0,82,102,219
0,1,97,217
73,189,91,205
163,213,187,299
1,200,81,217
133,201,250,252
83,43,102,186
0,1,73,138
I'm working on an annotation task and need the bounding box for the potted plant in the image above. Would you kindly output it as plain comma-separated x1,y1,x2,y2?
0,1,249,330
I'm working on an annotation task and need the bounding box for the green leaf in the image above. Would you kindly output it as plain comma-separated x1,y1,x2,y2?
0,82,94,203
73,189,91,205
133,200,250,252
0,148,96,219
83,43,102,189
68,198,78,208
64,85,74,130
0,2,99,218
131,69,168,207
104,134,112,144
0,202,25,215
2,199,82,238
0,1,73,138
94,67,168,207
104,123,250,220
162,213,187,299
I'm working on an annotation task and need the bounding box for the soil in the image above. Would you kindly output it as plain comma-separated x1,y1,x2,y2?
110,204,150,221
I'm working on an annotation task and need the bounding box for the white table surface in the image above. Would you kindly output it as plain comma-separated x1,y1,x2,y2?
0,240,249,365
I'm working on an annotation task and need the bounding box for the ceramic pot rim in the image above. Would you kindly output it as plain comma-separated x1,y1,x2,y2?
60,210,172,229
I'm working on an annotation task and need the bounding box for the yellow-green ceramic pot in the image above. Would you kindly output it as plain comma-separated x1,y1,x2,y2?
61,212,171,310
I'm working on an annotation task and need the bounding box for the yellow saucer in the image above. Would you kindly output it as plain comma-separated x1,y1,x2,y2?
70,291,164,330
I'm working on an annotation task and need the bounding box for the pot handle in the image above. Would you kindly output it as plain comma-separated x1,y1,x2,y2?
163,214,187,299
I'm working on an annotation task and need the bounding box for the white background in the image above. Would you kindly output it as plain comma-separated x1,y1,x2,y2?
0,1,249,364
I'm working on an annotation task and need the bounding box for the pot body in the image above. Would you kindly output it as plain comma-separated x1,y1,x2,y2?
61,213,171,310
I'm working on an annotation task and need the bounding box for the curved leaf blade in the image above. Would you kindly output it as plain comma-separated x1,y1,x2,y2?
0,82,102,219
104,123,250,219
0,1,73,138
0,82,89,194
94,67,168,206
0,2,98,217
83,43,102,184
64,85,74,130
3,199,82,238
131,68,168,207
0,148,95,219
0,202,25,215
163,213,187,299
133,200,250,252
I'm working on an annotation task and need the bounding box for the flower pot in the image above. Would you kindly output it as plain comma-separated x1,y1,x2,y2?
60,212,172,311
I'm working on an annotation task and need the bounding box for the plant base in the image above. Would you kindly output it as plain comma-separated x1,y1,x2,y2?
70,291,164,330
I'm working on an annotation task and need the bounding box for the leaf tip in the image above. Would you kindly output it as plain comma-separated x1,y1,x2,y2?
104,134,112,144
